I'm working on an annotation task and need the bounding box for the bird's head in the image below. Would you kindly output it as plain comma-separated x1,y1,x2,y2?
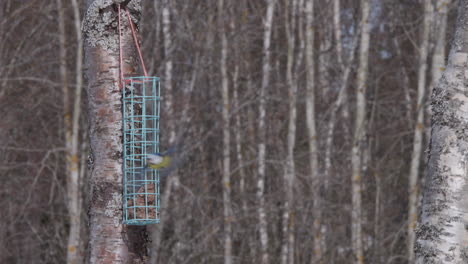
147,153,163,164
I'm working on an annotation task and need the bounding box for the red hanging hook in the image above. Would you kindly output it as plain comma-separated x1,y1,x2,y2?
117,4,148,90
125,7,148,78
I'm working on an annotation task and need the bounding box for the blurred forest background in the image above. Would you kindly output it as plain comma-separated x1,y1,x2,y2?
0,0,456,263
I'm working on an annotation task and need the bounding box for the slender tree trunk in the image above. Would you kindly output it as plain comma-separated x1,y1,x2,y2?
57,0,70,148
304,0,322,263
333,0,342,66
407,1,432,262
324,33,358,184
351,0,370,263
150,0,164,76
334,0,347,131
218,0,232,263
233,66,245,253
325,0,354,189
151,0,175,262
57,0,85,262
281,0,298,263
83,1,146,263
373,168,382,263
66,0,84,263
233,65,256,261
318,11,331,99
161,1,175,145
425,0,450,145
57,1,77,262
431,0,449,85
415,2,468,262
393,39,414,129
246,67,258,261
258,1,276,263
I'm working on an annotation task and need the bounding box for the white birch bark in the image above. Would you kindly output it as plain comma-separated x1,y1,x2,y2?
57,0,69,142
57,0,73,261
57,0,84,262
150,1,161,75
246,67,258,261
83,1,146,262
159,0,176,148
393,39,414,129
351,0,370,262
431,0,450,86
281,0,298,263
232,65,257,260
150,0,177,262
258,1,276,263
415,2,468,262
333,0,342,65
294,0,305,74
426,0,450,145
324,32,359,184
305,0,323,263
373,167,382,263
67,0,84,263
325,0,355,187
233,66,246,230
407,1,432,262
162,0,175,144
334,0,351,129
219,0,232,263
318,11,331,98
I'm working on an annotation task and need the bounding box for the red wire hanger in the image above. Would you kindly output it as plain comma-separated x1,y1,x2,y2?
118,4,148,89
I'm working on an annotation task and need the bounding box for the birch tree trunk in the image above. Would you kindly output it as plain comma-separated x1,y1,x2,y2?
67,0,84,262
431,0,450,90
351,0,370,262
233,65,251,258
243,66,259,261
258,1,276,263
334,0,350,131
304,0,323,263
219,0,232,263
415,1,468,263
407,1,432,262
57,1,76,262
333,0,342,66
324,31,359,185
151,0,175,262
281,0,298,263
83,1,146,263
325,0,346,182
394,39,414,129
57,0,69,148
426,0,450,143
161,0,175,145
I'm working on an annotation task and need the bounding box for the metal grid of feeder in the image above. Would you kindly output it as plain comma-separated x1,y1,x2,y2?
122,76,161,225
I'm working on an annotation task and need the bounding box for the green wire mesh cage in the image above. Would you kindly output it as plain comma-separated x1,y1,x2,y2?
122,76,161,225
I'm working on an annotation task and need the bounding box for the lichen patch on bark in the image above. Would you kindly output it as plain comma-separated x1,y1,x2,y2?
104,192,122,227
83,0,142,50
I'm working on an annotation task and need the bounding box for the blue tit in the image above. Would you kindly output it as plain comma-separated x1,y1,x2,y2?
146,152,171,170
129,149,175,191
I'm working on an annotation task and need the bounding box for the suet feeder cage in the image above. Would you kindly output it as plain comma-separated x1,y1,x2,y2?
122,77,161,225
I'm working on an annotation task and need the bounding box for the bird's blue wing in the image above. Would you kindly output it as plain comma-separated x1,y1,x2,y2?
162,146,177,156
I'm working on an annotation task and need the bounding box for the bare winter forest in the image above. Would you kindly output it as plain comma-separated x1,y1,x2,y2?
2,0,468,263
